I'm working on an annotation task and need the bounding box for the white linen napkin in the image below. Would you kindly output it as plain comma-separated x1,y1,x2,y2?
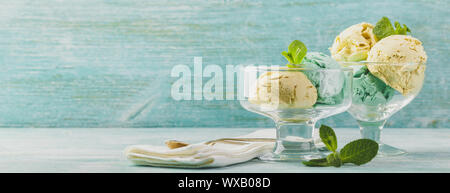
124,129,276,168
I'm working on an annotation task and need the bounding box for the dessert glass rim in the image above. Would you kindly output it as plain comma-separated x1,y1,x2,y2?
338,61,426,66
243,65,353,72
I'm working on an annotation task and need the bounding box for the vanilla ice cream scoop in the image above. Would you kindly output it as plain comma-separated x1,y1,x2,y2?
367,35,427,95
367,35,427,64
249,71,318,108
330,22,377,62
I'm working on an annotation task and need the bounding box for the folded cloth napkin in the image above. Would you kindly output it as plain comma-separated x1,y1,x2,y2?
124,129,276,168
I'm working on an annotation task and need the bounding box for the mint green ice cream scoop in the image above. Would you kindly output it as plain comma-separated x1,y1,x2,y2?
352,65,395,106
300,52,345,105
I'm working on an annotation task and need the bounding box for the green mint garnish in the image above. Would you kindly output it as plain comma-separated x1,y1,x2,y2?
282,40,307,67
373,17,395,40
302,158,329,167
319,125,338,153
302,125,378,167
373,16,411,40
340,139,379,165
394,21,410,35
326,152,342,167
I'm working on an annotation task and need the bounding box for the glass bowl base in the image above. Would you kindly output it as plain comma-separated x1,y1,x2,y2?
258,150,325,162
377,143,407,157
316,145,332,153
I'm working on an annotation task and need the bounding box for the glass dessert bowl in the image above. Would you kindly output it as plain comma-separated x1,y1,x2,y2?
343,61,426,156
239,66,353,161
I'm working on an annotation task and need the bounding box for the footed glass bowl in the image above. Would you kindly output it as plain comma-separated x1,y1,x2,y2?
239,66,353,161
342,61,426,156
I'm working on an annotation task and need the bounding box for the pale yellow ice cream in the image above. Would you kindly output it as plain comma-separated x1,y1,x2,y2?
249,71,318,108
367,35,427,95
367,35,427,63
330,22,377,62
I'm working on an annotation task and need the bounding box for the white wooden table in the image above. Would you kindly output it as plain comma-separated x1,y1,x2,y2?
0,128,449,172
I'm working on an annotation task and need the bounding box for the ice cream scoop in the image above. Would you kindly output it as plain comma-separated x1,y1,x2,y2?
367,35,427,64
330,22,377,62
249,71,317,108
241,65,353,161
367,35,427,95
301,52,345,105
352,65,395,106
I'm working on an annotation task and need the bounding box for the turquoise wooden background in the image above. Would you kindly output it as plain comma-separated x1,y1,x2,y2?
0,0,448,128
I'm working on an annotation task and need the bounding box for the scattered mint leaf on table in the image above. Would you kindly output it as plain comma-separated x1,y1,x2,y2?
340,139,379,165
319,125,338,153
282,40,307,67
302,158,329,167
326,152,342,167
302,125,378,167
373,16,411,40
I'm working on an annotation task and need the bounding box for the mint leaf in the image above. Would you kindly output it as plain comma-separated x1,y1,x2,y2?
282,40,307,66
394,21,410,35
326,152,342,167
340,139,379,165
319,125,338,152
373,16,395,40
373,17,411,40
302,153,342,167
288,40,307,64
282,51,294,64
303,125,379,168
302,158,330,167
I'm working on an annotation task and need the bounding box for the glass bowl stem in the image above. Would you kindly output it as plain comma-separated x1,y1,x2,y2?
357,120,407,156
259,120,325,161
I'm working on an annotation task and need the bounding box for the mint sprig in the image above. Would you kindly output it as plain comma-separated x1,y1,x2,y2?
340,139,379,165
326,152,342,167
302,158,329,167
319,125,338,152
302,125,379,167
282,40,307,67
373,16,411,40
394,21,410,35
